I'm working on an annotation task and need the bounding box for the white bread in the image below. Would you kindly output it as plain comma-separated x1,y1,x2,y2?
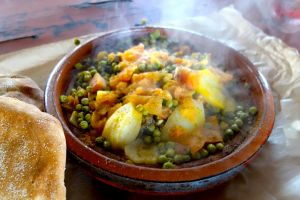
0,75,44,111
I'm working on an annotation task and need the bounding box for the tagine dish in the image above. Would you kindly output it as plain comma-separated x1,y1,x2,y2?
59,30,259,169
45,27,275,192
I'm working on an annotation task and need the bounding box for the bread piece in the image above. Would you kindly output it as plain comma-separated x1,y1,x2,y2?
0,96,66,200
0,75,44,110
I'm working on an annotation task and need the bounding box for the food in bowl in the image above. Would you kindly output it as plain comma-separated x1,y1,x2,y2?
59,30,258,169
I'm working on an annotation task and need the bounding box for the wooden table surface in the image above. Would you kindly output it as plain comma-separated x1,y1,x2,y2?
1,0,300,54
1,1,300,199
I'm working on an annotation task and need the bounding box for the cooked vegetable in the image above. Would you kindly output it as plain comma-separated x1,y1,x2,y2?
162,97,205,140
60,30,258,168
162,161,175,169
102,103,142,149
191,69,226,109
90,73,106,92
216,142,224,150
206,143,217,153
124,139,159,164
74,38,80,45
249,106,258,116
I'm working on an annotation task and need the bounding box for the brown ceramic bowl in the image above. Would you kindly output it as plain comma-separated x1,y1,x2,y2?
45,26,275,194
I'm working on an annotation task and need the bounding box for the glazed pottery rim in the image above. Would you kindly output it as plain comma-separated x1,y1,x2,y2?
45,26,275,183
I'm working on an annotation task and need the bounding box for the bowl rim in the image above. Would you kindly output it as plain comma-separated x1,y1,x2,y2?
45,26,275,182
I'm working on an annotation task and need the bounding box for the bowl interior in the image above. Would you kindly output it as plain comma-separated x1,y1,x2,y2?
46,27,275,182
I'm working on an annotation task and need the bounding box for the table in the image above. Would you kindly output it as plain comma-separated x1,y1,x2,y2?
1,0,300,54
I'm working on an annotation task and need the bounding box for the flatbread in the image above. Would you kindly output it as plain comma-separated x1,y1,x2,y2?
0,75,44,111
0,96,66,200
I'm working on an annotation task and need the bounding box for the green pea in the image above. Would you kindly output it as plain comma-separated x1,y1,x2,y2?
231,124,240,132
85,113,91,122
165,100,173,108
74,38,80,45
142,110,149,116
103,141,111,149
222,111,235,118
100,60,108,66
75,104,82,111
77,88,86,97
59,95,68,103
166,148,175,157
172,99,178,107
83,74,92,82
74,63,84,70
113,64,121,73
95,136,105,145
78,112,84,119
82,82,88,88
76,80,83,87
82,106,90,112
153,129,161,137
235,118,243,128
70,88,77,95
162,161,174,169
192,152,201,160
81,98,89,105
147,124,156,132
158,155,169,164
88,66,96,71
199,149,209,157
153,62,162,70
174,154,185,164
153,136,161,143
216,142,224,150
241,112,249,120
158,142,165,150
143,136,153,144
182,155,191,162
138,63,146,71
165,141,175,148
86,85,92,92
207,144,217,154
249,106,258,116
90,69,97,76
79,120,89,129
